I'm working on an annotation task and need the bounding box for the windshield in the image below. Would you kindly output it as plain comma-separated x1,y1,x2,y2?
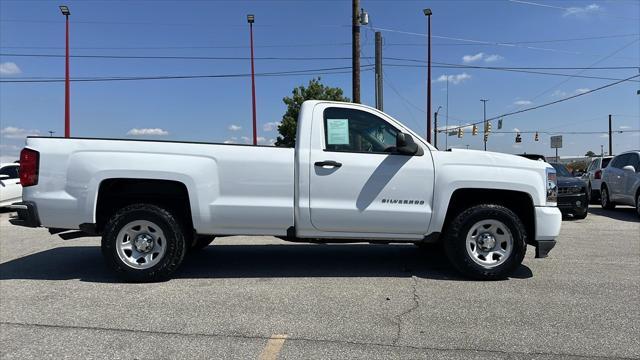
551,163,572,177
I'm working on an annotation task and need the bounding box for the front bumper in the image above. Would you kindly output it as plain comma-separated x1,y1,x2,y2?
8,201,41,228
557,193,587,213
532,206,561,258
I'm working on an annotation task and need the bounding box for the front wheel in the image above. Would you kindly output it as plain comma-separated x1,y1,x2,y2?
101,204,187,282
443,204,527,280
601,186,616,209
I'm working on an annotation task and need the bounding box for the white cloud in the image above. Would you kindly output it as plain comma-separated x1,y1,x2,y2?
462,53,503,63
564,3,601,17
484,54,503,62
551,90,567,97
619,125,631,130
227,124,242,132
263,121,280,132
127,128,169,136
0,62,21,75
435,72,471,85
599,133,609,138
514,100,532,106
240,136,251,143
1,126,40,139
513,128,521,133
575,88,590,94
462,53,484,63
223,140,235,144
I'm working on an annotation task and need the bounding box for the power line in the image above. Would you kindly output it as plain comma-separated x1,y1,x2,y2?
508,0,640,21
0,65,374,83
3,34,636,50
385,63,640,83
385,33,640,47
440,73,640,132
2,51,637,72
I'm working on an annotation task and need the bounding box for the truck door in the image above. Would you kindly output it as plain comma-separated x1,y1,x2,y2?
308,104,434,235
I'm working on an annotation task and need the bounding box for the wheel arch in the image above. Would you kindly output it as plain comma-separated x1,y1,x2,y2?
94,178,193,234
440,188,536,245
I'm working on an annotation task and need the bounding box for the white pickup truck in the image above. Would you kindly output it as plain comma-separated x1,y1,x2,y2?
11,100,561,282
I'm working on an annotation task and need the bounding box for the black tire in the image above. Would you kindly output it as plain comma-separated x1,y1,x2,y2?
443,204,527,280
191,235,215,251
600,185,616,209
574,205,588,219
101,203,187,282
636,193,640,218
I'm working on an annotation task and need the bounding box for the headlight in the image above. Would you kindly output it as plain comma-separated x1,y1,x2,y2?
546,167,557,205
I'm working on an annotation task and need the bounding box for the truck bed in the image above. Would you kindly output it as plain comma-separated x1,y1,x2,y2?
23,137,295,236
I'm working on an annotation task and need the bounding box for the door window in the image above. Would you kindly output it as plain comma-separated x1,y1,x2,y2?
610,155,628,169
0,166,19,179
323,107,400,154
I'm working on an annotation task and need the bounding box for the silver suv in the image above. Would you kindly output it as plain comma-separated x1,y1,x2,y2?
600,150,640,217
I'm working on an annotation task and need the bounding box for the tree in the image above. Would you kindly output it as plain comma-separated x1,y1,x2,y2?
585,151,597,157
275,78,349,147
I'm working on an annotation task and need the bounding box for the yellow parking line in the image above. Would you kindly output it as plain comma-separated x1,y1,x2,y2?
259,334,288,360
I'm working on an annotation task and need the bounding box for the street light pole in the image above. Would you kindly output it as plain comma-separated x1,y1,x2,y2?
60,5,71,138
423,8,432,144
247,14,257,146
434,106,442,149
480,99,488,151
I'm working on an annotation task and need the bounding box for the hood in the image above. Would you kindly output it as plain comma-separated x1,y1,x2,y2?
435,149,551,171
557,176,585,188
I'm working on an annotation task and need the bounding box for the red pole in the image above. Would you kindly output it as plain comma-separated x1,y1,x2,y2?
426,14,432,144
249,22,257,146
64,14,70,138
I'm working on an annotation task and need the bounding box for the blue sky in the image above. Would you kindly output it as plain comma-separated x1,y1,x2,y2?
1,0,638,162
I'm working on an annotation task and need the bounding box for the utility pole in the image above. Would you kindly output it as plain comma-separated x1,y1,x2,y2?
434,106,441,149
445,78,449,150
481,99,488,151
601,145,604,156
59,5,71,138
374,31,383,111
352,0,360,103
247,14,257,145
608,114,612,156
423,8,433,143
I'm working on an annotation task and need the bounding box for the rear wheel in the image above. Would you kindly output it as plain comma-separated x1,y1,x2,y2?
101,204,187,282
601,186,616,209
443,204,526,280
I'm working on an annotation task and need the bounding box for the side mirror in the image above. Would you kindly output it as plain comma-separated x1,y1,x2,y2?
622,165,636,172
396,132,420,155
0,174,9,180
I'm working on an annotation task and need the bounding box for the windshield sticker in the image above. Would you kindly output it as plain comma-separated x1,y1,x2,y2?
327,119,349,145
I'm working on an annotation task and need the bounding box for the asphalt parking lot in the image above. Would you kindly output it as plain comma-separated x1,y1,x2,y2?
1,205,638,359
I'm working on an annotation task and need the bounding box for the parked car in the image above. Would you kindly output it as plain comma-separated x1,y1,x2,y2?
0,163,22,208
550,163,588,219
582,156,613,201
10,100,562,282
600,150,640,217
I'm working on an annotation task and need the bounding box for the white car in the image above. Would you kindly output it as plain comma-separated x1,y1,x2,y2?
10,100,562,282
600,150,640,216
582,156,613,201
0,163,22,207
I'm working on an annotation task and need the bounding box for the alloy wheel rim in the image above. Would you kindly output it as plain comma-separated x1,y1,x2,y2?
465,219,513,268
115,220,167,269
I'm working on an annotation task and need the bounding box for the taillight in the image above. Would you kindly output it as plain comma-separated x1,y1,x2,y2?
19,148,39,187
594,170,601,180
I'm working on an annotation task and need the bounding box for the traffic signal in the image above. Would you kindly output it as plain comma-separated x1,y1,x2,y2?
457,127,463,138
498,118,503,130
484,133,489,142
486,122,492,133
515,133,522,143
534,132,539,141
472,125,478,136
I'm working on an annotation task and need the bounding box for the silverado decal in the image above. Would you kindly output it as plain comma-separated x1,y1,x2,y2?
381,199,425,205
